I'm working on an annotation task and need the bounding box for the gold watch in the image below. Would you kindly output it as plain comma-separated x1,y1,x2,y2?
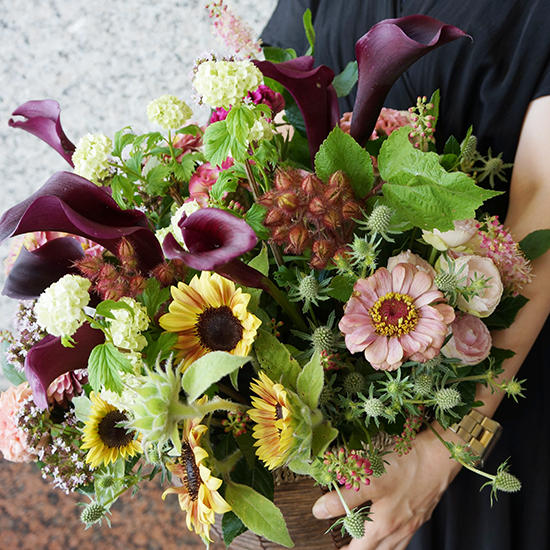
449,410,503,467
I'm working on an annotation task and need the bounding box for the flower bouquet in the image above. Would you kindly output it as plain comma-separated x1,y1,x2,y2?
1,4,549,549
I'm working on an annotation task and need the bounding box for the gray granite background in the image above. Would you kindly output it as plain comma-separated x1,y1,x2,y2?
0,0,277,389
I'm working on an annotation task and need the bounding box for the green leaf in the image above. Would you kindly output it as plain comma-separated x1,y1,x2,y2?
519,229,550,261
143,332,177,367
182,351,250,402
1,340,26,386
95,299,135,320
145,164,172,195
311,421,339,458
226,103,255,144
484,294,529,330
136,278,171,319
314,126,374,198
302,8,315,56
110,174,135,207
112,127,136,158
210,169,239,202
428,89,440,127
262,46,297,63
245,204,269,240
332,61,358,98
175,124,203,137
296,351,323,410
170,154,199,183
203,121,233,167
124,150,144,181
225,483,294,548
253,329,301,389
248,243,270,276
444,135,461,157
222,511,248,547
87,343,134,394
378,127,501,231
284,103,307,137
327,274,354,302
231,450,275,500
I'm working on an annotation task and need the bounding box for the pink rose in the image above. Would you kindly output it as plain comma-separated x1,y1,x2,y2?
442,313,492,366
387,250,436,277
0,383,36,462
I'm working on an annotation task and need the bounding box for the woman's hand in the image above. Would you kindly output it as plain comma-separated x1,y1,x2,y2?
312,427,462,550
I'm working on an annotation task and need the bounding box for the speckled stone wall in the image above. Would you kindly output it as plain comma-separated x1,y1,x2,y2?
0,0,277,391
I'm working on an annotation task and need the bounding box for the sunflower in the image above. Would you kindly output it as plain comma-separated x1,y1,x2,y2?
162,403,231,542
248,371,294,470
159,271,261,369
81,392,142,468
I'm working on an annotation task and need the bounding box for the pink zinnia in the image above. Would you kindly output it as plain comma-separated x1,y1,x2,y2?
339,263,455,370
0,382,36,463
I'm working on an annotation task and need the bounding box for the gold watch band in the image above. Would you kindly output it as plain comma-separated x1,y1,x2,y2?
450,410,503,467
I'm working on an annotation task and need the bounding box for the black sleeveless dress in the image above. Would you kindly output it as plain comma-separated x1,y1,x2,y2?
263,2,550,548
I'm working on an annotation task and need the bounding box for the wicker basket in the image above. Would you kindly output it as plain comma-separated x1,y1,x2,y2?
212,478,351,549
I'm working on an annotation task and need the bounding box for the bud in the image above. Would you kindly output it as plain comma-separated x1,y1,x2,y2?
366,205,393,234
343,511,366,539
277,191,300,212
81,502,108,527
414,373,433,397
322,211,343,232
434,271,460,293
368,452,387,478
301,173,324,196
288,225,310,254
433,387,462,411
308,196,328,216
343,372,366,395
312,325,337,353
363,397,385,418
118,238,138,271
494,469,522,493
264,208,288,226
342,201,362,220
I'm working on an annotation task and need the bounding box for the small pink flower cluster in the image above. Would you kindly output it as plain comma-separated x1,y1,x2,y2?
477,216,532,296
0,382,36,462
323,448,373,491
394,412,423,456
207,1,262,59
339,108,411,140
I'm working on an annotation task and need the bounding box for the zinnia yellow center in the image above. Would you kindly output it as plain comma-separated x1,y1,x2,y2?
97,410,133,448
196,305,244,352
369,292,419,337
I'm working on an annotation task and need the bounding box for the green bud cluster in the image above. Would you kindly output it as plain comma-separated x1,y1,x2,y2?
343,372,366,395
433,387,462,411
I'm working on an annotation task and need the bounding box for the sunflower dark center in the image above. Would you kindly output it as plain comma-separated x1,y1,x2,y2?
180,441,201,501
97,410,133,449
196,305,244,352
275,404,284,421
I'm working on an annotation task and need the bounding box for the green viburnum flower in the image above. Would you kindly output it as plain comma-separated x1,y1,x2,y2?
147,94,193,129
35,274,91,338
124,355,188,456
107,297,149,353
72,133,112,184
192,59,262,109
248,115,274,143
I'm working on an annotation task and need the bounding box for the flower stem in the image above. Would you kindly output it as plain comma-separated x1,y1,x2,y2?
262,277,309,333
332,482,352,515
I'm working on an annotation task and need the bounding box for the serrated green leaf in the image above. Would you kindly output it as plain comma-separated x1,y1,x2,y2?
378,127,501,231
124,150,144,181
327,274,354,302
143,332,177,367
332,61,358,98
182,351,250,402
170,153,199,183
296,351,323,410
222,511,248,547
145,164,172,195
302,8,315,56
519,229,550,261
314,126,374,198
95,299,135,320
225,483,294,548
112,127,136,158
440,153,458,171
87,343,134,394
484,294,529,330
175,124,203,137
253,329,301,389
110,174,135,207
203,121,233,167
226,103,255,144
245,204,269,240
231,449,275,500
210,169,239,202
135,277,171,319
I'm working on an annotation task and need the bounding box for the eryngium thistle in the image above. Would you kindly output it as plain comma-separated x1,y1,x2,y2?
80,502,108,527
125,356,188,455
362,397,385,418
433,387,462,411
414,373,433,397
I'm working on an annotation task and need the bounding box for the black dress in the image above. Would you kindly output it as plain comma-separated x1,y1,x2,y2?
263,2,550,549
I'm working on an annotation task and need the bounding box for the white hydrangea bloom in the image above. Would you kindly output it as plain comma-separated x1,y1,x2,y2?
72,133,112,185
248,116,274,143
147,95,193,129
193,59,263,109
108,297,149,352
35,275,91,337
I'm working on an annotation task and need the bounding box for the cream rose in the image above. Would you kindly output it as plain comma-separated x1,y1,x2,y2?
423,218,478,251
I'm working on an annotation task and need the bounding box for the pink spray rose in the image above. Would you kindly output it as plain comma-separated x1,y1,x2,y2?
387,250,436,278
442,313,492,366
0,382,36,462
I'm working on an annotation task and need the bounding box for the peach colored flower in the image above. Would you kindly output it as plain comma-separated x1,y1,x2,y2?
422,218,478,252
339,263,455,370
0,383,36,462
442,314,492,366
387,250,436,278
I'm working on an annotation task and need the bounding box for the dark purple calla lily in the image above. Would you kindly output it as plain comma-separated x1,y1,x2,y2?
25,324,104,409
163,208,258,271
8,100,76,166
0,171,164,274
350,15,469,145
254,57,340,163
3,237,85,300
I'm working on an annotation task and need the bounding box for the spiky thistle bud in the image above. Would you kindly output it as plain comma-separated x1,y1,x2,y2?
414,373,433,397
433,387,462,411
312,325,337,353
362,397,385,418
494,469,522,493
343,372,366,395
81,502,108,527
368,451,387,478
461,134,478,163
343,512,365,539
366,205,394,235
434,271,460,293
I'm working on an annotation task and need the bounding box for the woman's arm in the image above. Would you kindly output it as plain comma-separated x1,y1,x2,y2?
311,95,550,550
